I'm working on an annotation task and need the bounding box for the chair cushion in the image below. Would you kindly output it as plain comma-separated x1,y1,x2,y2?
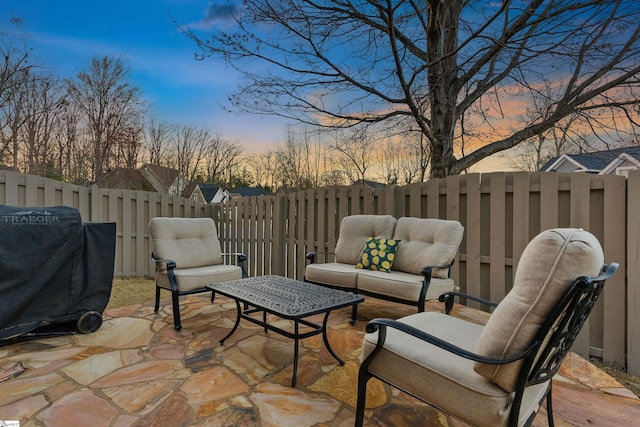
334,215,396,264
149,217,223,269
156,264,243,291
356,237,400,273
305,262,358,289
391,218,464,278
473,228,604,392
357,270,455,301
362,312,549,426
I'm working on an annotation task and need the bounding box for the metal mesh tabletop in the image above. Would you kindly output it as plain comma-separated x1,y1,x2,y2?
207,275,363,318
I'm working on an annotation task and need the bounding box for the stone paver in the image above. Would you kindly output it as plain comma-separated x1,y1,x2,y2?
0,295,637,426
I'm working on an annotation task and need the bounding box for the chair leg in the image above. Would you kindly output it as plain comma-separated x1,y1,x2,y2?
154,286,161,313
171,290,182,330
211,290,216,303
546,385,555,427
354,366,371,427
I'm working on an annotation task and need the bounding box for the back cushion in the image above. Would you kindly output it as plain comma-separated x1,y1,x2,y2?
149,217,223,269
473,228,604,392
335,215,397,264
391,217,464,278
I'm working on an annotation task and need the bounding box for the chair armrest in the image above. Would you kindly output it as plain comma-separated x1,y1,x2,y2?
222,252,248,278
438,291,499,314
420,259,455,278
305,251,335,264
150,252,176,270
365,318,535,365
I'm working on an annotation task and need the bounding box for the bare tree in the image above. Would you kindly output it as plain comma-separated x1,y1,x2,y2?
145,119,173,166
19,71,66,176
66,56,145,183
202,130,243,186
242,151,277,190
188,0,640,178
332,128,375,184
170,124,212,182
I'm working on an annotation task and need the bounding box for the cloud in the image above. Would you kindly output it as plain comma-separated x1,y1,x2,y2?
190,2,241,30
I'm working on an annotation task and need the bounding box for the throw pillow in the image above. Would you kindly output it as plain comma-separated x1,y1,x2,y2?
356,237,400,273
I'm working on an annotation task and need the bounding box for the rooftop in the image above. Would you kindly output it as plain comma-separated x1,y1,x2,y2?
1,294,638,426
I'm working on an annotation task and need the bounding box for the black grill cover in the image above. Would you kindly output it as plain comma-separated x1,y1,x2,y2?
0,205,116,342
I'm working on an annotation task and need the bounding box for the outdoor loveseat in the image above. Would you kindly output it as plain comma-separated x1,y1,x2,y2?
305,215,464,322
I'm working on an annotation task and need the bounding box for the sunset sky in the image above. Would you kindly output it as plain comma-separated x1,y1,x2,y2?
0,0,516,172
0,0,291,152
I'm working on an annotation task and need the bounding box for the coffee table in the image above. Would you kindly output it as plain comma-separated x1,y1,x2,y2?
206,275,364,386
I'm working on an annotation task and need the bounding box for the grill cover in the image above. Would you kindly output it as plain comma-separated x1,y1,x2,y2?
0,205,116,342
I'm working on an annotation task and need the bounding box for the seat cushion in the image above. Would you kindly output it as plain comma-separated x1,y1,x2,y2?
156,264,243,292
391,217,464,278
357,270,455,302
305,262,358,289
473,228,604,392
362,312,549,427
334,215,396,264
149,217,223,269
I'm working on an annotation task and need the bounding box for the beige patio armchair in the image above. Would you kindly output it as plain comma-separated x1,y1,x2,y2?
355,228,618,427
149,217,247,330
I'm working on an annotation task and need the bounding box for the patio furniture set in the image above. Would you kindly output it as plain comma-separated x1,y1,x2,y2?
147,215,619,426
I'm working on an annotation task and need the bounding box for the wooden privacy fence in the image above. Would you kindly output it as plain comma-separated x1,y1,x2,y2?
1,169,639,374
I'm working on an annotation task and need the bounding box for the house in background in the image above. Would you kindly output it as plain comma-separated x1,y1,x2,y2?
138,164,187,196
541,146,640,176
229,186,273,198
353,179,386,188
183,183,231,204
100,168,156,192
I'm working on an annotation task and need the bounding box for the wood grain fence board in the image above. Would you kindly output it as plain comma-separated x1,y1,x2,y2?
307,189,316,266
426,179,439,219
122,190,133,276
409,182,421,217
465,174,482,306
136,193,147,277
327,187,337,252
570,172,592,358
316,187,326,253
602,175,626,364
25,175,38,206
447,175,461,288
255,197,265,276
44,177,55,206
286,193,295,278
627,172,640,375
488,173,507,302
512,173,530,280
78,185,90,220
540,173,559,231
5,171,19,206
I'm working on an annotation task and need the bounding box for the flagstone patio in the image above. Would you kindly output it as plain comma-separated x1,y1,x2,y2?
1,294,639,426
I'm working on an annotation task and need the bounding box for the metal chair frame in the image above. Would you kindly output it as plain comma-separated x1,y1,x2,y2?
355,262,619,427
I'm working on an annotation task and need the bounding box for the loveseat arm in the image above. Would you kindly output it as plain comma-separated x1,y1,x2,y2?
438,291,499,315
305,251,335,264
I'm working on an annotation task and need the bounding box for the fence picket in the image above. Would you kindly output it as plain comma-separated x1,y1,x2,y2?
0,170,635,370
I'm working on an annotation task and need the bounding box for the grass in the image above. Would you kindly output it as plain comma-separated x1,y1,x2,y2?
105,277,156,311
106,277,640,398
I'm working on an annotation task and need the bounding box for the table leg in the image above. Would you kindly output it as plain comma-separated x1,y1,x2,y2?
322,311,345,365
220,299,242,345
292,320,300,387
